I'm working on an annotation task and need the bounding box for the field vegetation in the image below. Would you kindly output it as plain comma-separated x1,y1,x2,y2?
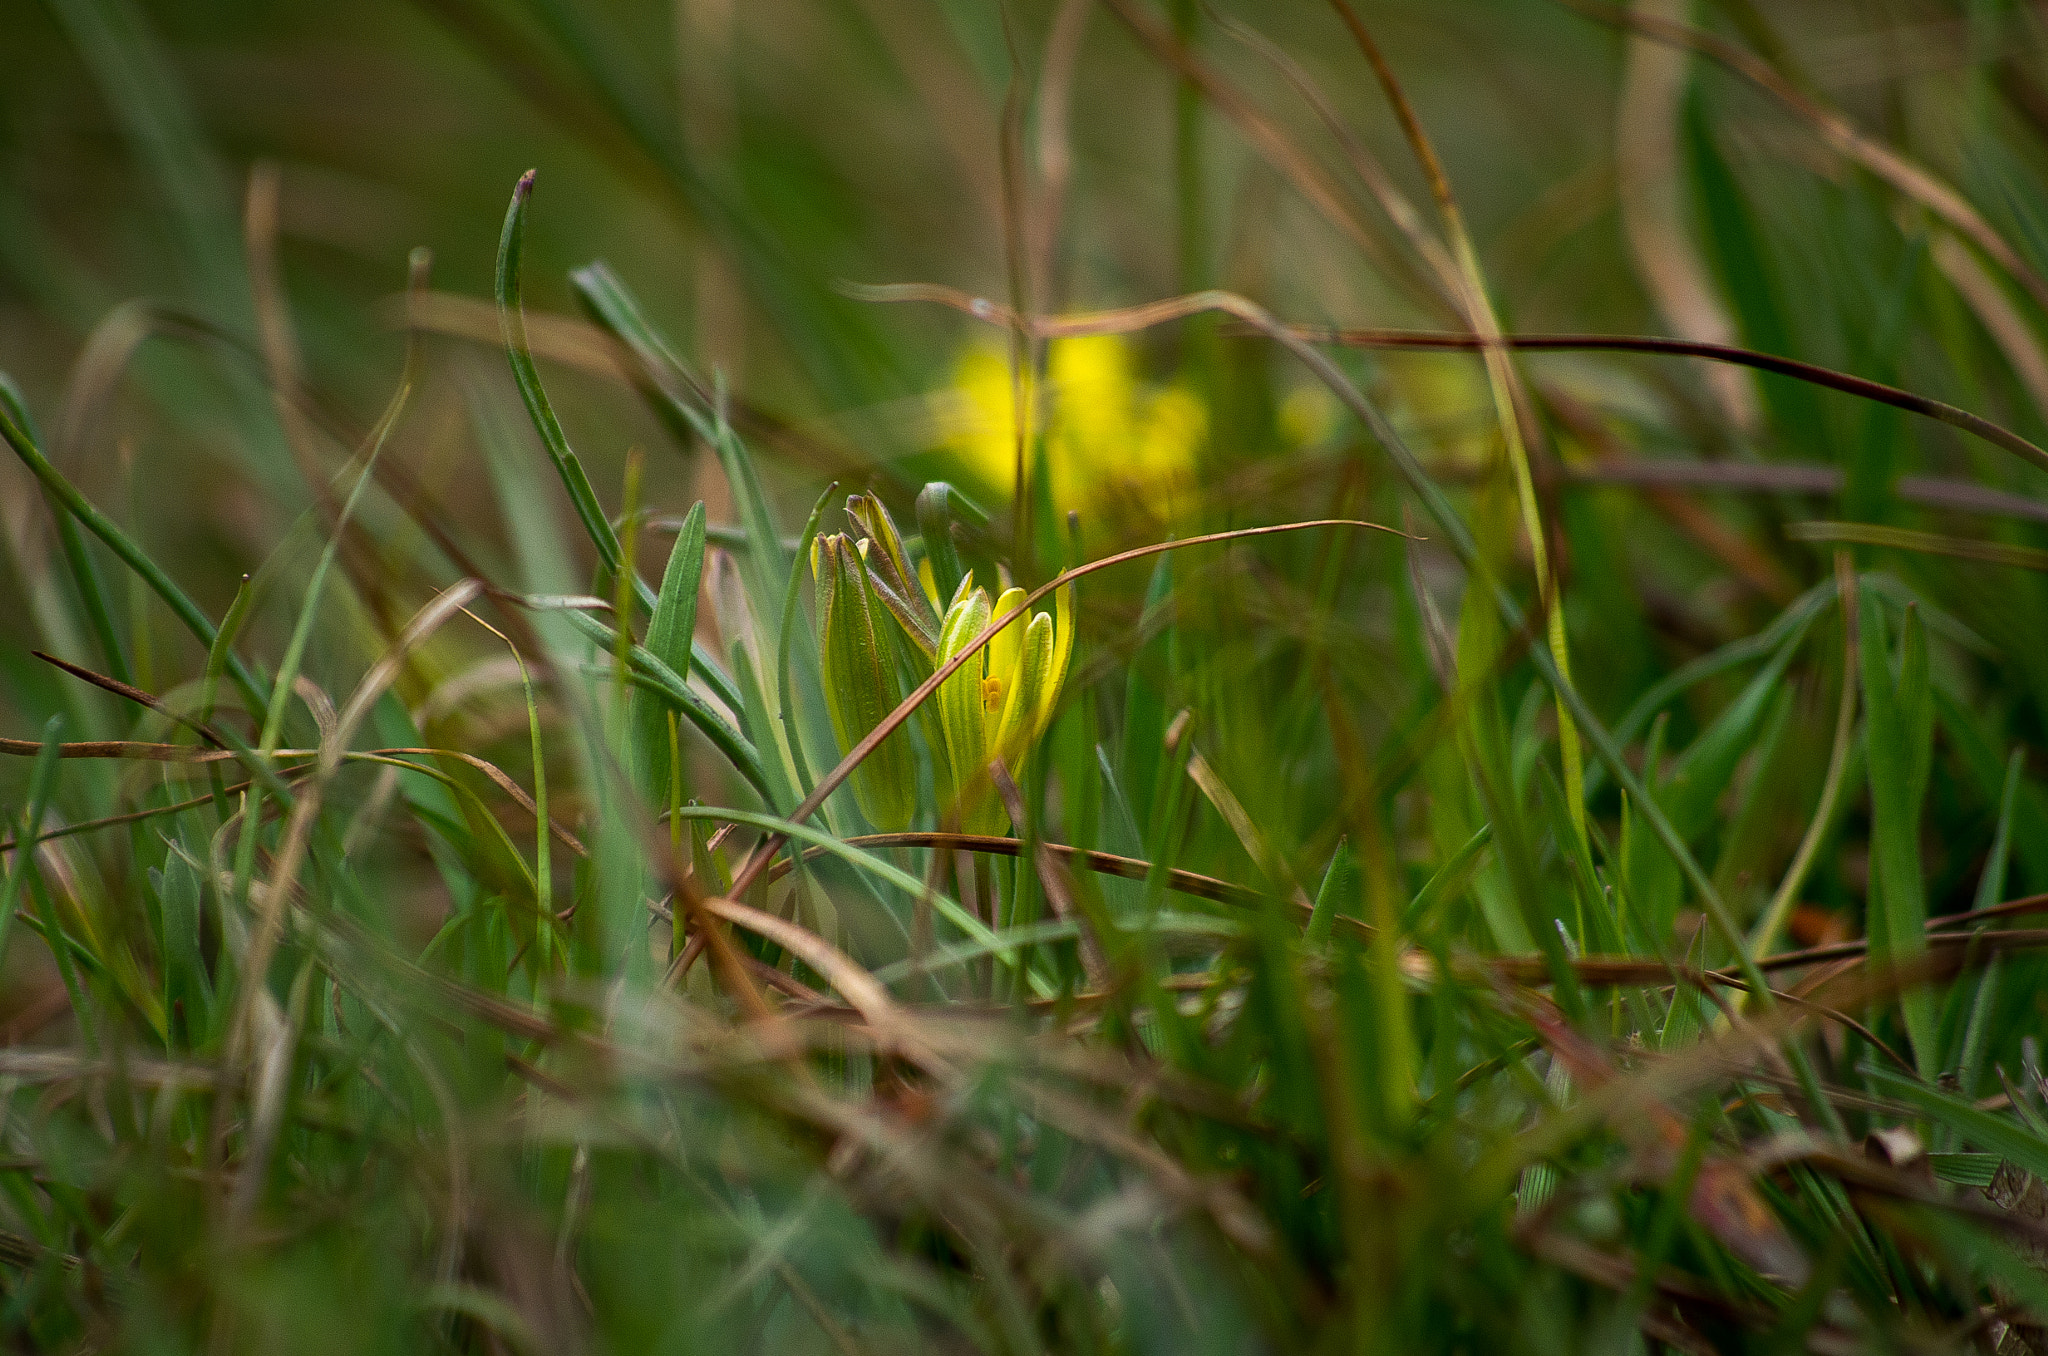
7,0,2048,1351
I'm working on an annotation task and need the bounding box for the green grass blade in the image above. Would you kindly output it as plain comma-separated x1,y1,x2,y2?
634,501,706,799
1859,586,1936,1074
667,804,1051,997
494,174,641,603
1305,837,1355,948
557,607,775,807
0,379,264,715
201,573,256,725
0,715,66,979
776,485,838,799
1977,750,2026,913
0,375,128,688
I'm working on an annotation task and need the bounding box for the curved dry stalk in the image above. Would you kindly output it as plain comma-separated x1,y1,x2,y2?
1930,891,2048,931
0,777,287,854
0,740,584,859
31,649,229,749
1752,927,2048,975
770,831,1269,909
700,894,946,1073
1565,461,2048,528
1786,521,2048,572
1285,325,2048,476
1614,0,1758,432
0,737,256,762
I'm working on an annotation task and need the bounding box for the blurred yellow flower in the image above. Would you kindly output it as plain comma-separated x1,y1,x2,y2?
935,334,1206,522
1380,354,1499,474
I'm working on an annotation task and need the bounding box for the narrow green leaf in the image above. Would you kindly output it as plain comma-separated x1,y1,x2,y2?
494,174,641,605
777,484,840,799
634,502,706,800
0,375,264,714
151,851,212,1048
1658,615,1813,838
0,716,65,978
1977,750,2025,913
1865,1066,2048,1180
1306,837,1357,947
555,606,775,807
200,573,255,723
663,805,1055,996
0,374,131,689
1927,1153,2001,1188
1402,823,1493,934
1859,585,1936,1074
846,493,934,639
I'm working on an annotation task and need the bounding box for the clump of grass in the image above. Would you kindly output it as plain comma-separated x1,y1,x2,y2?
8,2,2048,1352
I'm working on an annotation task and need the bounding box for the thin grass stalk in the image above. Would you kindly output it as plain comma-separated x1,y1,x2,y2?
1327,0,1587,848
1749,552,1860,963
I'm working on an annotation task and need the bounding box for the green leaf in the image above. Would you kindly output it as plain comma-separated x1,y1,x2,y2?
556,606,776,808
634,502,706,801
914,482,985,608
1926,1153,2001,1188
776,483,840,799
1402,823,1493,934
849,492,942,661
494,174,640,606
846,494,936,640
1859,586,1937,1075
0,715,66,979
666,805,1050,997
150,850,212,1048
1306,838,1357,948
0,373,265,715
1658,615,1812,839
1865,1066,2048,1180
1980,749,2025,915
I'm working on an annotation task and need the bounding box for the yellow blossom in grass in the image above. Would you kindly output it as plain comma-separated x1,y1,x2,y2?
930,572,1074,832
935,333,1206,522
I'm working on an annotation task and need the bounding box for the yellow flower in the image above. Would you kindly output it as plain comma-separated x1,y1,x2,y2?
931,573,1074,832
1380,353,1498,474
935,334,1205,521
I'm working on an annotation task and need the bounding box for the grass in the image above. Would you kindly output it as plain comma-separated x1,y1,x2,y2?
6,0,2048,1351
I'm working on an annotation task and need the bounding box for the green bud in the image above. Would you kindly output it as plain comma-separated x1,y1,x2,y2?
813,533,918,830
